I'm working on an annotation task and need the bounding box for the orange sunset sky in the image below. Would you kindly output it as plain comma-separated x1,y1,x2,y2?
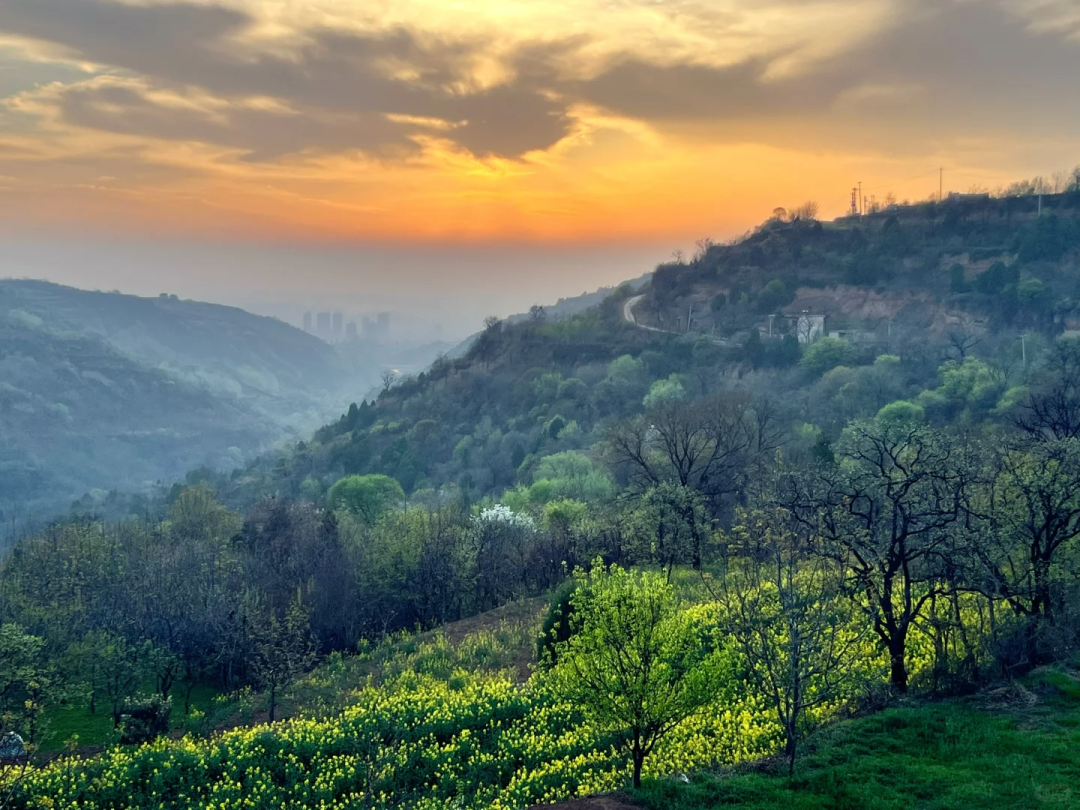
1,0,1080,326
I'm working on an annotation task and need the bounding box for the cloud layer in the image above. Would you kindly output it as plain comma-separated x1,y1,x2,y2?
1,0,1079,241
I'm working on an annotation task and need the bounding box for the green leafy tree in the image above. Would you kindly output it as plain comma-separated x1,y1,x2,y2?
642,375,687,409
552,564,726,788
800,337,856,376
0,624,53,746
631,483,711,573
327,474,405,525
756,279,791,314
89,632,146,729
528,451,615,505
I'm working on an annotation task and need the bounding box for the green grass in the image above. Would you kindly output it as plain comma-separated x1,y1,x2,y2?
634,668,1080,810
39,684,221,752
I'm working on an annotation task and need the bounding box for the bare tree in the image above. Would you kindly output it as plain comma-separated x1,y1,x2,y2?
973,439,1080,666
1015,340,1080,442
946,320,983,360
781,421,971,691
380,369,398,394
711,508,868,776
607,394,785,515
790,201,820,221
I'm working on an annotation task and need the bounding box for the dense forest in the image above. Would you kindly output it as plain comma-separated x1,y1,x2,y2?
3,189,1080,808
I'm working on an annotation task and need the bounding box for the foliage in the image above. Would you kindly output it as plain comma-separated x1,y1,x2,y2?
713,509,872,774
551,564,730,787
0,624,53,746
4,646,777,810
327,474,406,524
644,375,688,408
636,667,1080,810
799,337,856,376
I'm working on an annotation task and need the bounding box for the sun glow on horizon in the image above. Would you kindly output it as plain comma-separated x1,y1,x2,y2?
0,0,1078,246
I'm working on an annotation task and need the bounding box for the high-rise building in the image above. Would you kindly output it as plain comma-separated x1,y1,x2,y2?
316,311,331,338
345,321,358,341
303,311,313,333
332,311,344,340
377,312,390,339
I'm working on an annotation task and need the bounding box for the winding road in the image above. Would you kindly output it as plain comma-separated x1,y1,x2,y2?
622,294,664,332
622,293,735,346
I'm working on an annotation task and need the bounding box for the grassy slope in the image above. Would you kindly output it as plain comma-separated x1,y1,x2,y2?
35,598,547,753
635,668,1080,810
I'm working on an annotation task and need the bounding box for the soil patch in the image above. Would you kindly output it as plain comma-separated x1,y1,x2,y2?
528,793,643,810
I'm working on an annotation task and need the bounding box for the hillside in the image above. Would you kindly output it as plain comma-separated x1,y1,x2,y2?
0,280,367,533
206,192,1080,514
5,191,1080,810
641,192,1080,340
632,665,1080,810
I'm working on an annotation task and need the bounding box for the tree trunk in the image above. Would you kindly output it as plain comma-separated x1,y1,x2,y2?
785,732,797,778
888,634,909,692
185,680,197,716
1024,618,1043,670
631,731,644,789
1034,558,1053,626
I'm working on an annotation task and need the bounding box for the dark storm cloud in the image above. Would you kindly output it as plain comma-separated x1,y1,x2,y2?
0,0,570,158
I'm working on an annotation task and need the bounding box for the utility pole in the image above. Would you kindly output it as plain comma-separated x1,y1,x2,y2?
768,314,775,338
1021,333,1028,367
686,304,693,334
858,181,863,216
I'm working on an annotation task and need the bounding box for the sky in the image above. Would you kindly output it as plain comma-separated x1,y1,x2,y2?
2,0,1080,333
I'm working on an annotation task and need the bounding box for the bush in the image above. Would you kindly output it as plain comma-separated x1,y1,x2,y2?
800,337,857,376
118,695,171,745
537,579,579,669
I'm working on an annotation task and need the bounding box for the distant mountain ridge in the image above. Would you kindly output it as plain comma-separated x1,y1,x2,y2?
0,279,366,535
2,280,347,417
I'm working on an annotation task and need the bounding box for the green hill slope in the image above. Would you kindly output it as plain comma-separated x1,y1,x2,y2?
210,193,1080,515
635,666,1080,810
0,280,361,532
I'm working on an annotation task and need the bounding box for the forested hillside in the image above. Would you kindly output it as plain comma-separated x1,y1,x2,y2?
0,281,362,535
4,191,1080,808
208,191,1080,514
